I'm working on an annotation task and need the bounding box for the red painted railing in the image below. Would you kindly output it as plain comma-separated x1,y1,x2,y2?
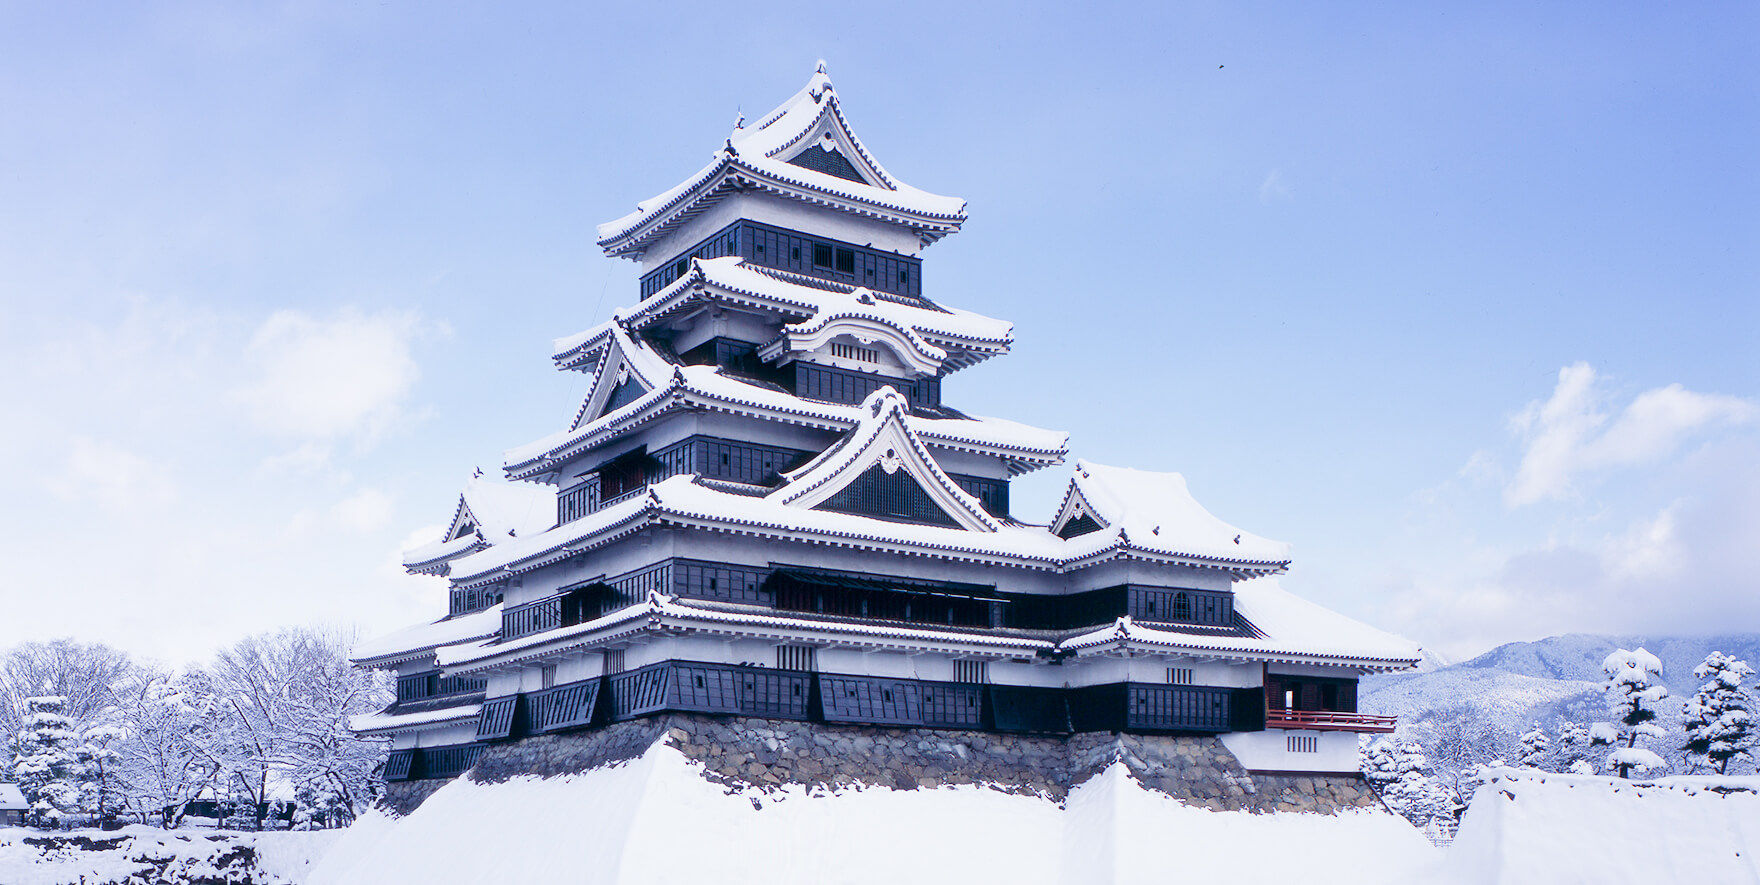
1265,709,1397,733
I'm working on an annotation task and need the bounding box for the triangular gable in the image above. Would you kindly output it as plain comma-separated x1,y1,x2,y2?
570,327,663,431
1050,482,1110,540
745,62,894,191
444,495,481,543
770,388,999,532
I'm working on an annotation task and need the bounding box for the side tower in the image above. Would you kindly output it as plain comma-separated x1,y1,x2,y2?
353,64,1419,800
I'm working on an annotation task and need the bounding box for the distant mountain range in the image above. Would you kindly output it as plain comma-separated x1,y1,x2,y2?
1361,633,1760,758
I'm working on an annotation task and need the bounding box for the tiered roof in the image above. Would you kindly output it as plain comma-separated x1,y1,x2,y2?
508,321,1064,481
596,63,966,259
402,475,557,575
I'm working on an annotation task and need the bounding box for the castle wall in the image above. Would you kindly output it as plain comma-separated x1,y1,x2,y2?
390,715,1381,817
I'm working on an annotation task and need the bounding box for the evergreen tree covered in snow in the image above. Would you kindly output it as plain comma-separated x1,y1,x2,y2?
1681,651,1756,775
1600,647,1669,778
1368,740,1452,828
1517,722,1550,769
78,723,126,824
1552,721,1590,774
1361,738,1399,791
10,696,86,827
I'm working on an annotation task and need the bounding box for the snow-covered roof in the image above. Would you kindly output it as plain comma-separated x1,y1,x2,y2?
436,591,1054,673
351,605,504,668
1051,461,1292,567
614,257,1012,372
509,321,1066,480
771,388,1000,532
446,470,1288,589
596,64,967,259
1061,578,1420,672
348,703,482,736
401,475,557,575
0,783,24,811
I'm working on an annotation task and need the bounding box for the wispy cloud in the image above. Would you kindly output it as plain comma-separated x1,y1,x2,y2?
232,307,441,444
1504,362,1753,506
1258,169,1291,204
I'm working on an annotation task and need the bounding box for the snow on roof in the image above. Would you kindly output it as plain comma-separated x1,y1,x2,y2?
1061,586,1419,671
436,591,1053,671
617,257,1013,354
461,474,556,541
596,65,966,257
401,534,482,571
1058,461,1292,567
348,703,482,736
0,783,24,810
446,473,1284,588
351,605,503,667
506,331,1067,479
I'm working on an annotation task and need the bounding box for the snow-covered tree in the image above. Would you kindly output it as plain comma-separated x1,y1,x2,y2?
78,723,126,823
1361,738,1399,791
1600,647,1669,778
1681,651,1756,775
1552,720,1590,773
203,628,390,829
10,696,86,827
112,672,223,827
1517,722,1551,769
0,641,136,745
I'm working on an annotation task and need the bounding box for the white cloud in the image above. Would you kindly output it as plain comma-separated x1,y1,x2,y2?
233,307,435,443
45,436,177,511
1504,362,1753,507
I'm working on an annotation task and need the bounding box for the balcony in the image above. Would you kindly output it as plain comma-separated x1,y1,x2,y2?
1265,709,1396,733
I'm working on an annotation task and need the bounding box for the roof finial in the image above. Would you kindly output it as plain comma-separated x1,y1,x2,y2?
732,107,744,130
815,58,828,75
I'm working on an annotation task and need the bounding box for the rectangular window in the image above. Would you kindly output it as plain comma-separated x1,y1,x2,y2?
953,660,989,684
602,649,626,676
834,248,855,274
777,645,818,672
1167,667,1194,686
540,664,557,690
812,243,833,268
1287,735,1318,753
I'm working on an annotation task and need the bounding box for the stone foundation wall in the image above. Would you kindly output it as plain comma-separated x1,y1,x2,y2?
387,716,1381,816
380,778,451,816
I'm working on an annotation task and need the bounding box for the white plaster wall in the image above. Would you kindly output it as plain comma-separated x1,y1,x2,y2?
1218,729,1361,774
668,311,780,355
412,723,479,749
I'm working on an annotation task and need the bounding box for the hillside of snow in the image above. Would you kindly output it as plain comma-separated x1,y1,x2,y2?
1362,631,1760,754
309,743,1436,885
0,826,338,885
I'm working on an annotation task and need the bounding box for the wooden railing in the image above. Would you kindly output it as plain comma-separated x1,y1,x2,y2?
502,596,563,641
1265,709,1397,733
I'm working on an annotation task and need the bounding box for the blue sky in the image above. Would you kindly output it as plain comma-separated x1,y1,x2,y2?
0,1,1754,664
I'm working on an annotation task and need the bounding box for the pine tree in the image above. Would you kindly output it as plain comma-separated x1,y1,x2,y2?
1681,651,1756,775
1553,721,1590,773
1600,647,1669,778
1517,722,1551,769
10,696,86,827
1361,738,1400,792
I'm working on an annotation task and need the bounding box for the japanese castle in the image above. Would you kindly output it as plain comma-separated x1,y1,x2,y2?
350,64,1419,790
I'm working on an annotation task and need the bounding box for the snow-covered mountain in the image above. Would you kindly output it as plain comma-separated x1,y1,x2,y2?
1361,632,1760,750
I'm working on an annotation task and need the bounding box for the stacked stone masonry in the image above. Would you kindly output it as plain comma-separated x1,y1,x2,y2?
388,715,1380,816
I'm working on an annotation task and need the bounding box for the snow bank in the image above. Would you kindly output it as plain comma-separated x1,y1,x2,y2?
312,743,1433,885
1449,769,1760,884
0,825,339,885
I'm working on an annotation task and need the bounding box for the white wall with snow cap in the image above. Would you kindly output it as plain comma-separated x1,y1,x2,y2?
309,742,1436,885
1448,769,1760,885
1220,729,1362,774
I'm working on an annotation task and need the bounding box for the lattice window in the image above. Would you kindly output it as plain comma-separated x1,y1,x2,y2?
830,342,881,363
602,649,626,676
1287,735,1319,754
540,664,557,690
777,645,818,672
1167,667,1194,686
953,660,989,684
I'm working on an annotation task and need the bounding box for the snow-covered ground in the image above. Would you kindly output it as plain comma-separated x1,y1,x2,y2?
308,743,1435,885
1447,770,1760,884
0,824,339,885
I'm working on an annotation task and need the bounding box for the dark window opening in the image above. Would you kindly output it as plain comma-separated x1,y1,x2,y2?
812,243,833,268
835,248,855,274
